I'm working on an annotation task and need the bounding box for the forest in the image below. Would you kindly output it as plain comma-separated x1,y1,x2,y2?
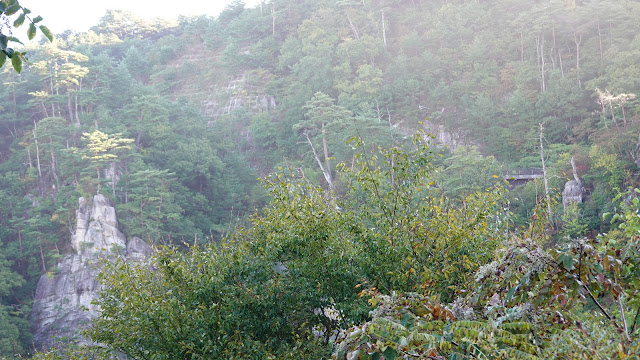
1,0,640,358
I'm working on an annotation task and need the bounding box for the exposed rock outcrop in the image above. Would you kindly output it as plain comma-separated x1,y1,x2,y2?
31,194,152,351
423,122,470,151
562,180,583,210
562,156,584,211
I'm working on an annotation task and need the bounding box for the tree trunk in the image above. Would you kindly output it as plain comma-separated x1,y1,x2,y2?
609,103,618,127
50,150,60,189
550,27,557,71
26,147,33,169
321,122,332,189
597,20,604,66
539,123,552,222
67,94,74,124
346,13,360,39
271,1,276,38
559,48,564,78
573,30,582,89
40,101,49,118
75,81,81,126
304,132,334,192
381,10,387,47
33,121,42,178
541,34,545,93
39,242,46,272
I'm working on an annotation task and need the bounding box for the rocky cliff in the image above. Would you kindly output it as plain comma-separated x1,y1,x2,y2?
31,194,152,351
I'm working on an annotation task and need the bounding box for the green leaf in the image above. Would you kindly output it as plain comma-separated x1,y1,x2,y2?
22,7,30,14
383,347,396,360
5,3,21,15
27,23,36,40
506,286,517,302
39,25,53,42
7,37,23,45
11,53,22,73
13,13,25,27
0,3,6,12
0,35,7,50
32,15,43,23
3,48,14,59
561,254,574,271
0,51,6,68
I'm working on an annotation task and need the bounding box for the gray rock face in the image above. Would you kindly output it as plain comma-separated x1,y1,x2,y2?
127,236,153,261
31,195,152,351
72,194,126,255
562,180,583,211
423,123,470,151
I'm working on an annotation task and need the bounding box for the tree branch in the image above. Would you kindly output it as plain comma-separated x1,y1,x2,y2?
303,132,334,192
630,304,640,335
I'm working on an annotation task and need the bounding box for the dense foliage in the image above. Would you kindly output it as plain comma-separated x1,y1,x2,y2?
335,193,640,359
1,0,640,357
36,135,511,358
36,139,640,359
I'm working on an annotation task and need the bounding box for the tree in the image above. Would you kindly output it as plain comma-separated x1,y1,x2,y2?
93,10,166,39
0,250,27,358
30,44,89,122
0,0,52,73
116,169,185,244
75,135,510,358
295,92,352,192
337,190,640,358
438,145,502,198
73,130,133,193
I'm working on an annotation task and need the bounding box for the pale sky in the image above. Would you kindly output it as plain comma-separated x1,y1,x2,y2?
20,0,262,34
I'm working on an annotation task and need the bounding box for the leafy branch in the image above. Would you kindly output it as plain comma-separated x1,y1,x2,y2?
0,0,53,73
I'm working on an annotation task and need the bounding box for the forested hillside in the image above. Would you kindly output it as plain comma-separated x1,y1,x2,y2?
1,0,640,358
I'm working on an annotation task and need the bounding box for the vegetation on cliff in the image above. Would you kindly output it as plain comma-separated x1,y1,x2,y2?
1,0,640,357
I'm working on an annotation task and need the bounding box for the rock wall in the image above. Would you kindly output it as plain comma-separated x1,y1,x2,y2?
423,123,470,151
562,180,583,210
31,194,152,351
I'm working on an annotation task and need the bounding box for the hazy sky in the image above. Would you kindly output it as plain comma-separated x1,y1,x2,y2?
20,0,262,34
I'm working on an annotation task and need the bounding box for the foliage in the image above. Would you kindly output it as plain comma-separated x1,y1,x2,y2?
0,250,28,358
74,135,511,358
71,130,134,193
3,0,640,354
337,188,640,359
0,0,52,73
83,243,332,359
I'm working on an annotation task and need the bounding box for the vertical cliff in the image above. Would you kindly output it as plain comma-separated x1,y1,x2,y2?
30,194,151,351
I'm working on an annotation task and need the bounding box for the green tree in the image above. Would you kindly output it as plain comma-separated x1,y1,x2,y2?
78,135,510,358
0,250,27,358
437,145,502,198
117,169,186,244
73,130,133,193
295,91,352,192
337,191,640,358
